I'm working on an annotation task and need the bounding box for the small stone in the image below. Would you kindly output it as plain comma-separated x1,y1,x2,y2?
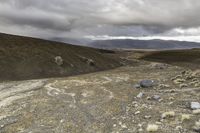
193,121,200,132
170,89,176,93
155,122,162,125
121,124,127,129
169,97,174,101
135,111,141,115
161,111,175,119
146,97,151,100
159,84,170,88
152,95,161,101
146,124,159,132
140,80,156,88
175,126,183,131
193,109,200,115
54,56,64,66
137,92,144,98
134,84,141,89
113,124,117,127
138,128,143,132
171,75,182,81
144,115,152,119
191,102,200,110
173,78,185,84
179,83,188,88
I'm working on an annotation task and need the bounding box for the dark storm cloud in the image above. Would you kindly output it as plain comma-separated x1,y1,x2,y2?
0,0,200,41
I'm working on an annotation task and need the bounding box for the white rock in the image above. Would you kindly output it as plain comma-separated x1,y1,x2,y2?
146,124,159,132
161,111,175,119
137,92,144,98
191,102,200,110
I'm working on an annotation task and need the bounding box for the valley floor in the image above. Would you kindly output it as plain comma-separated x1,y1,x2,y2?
0,57,199,133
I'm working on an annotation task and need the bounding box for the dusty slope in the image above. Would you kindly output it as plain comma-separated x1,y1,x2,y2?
0,33,120,81
0,50,199,133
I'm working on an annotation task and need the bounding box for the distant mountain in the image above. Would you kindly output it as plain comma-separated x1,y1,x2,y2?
0,33,120,81
89,39,200,50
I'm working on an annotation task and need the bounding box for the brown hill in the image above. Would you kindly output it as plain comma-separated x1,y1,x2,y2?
0,33,121,81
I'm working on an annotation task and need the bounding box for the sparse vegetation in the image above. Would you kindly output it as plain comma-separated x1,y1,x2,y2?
0,33,121,81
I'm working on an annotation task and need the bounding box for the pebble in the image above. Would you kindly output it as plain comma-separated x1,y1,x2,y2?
175,126,183,131
193,121,200,132
173,78,185,84
146,124,159,132
193,109,200,115
135,111,141,115
137,92,144,98
169,97,174,101
140,80,155,88
138,128,143,132
191,102,200,110
179,83,188,88
152,95,161,101
134,84,141,89
146,96,151,100
144,115,152,119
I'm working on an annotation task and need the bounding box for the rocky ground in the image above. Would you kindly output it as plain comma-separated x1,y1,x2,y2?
0,56,199,133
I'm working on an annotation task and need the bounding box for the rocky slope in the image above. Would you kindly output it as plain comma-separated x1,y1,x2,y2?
0,50,199,133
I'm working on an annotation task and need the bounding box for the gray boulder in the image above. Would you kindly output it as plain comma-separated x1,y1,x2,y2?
140,80,155,88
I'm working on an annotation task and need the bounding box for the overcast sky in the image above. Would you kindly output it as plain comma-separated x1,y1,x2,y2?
0,0,200,43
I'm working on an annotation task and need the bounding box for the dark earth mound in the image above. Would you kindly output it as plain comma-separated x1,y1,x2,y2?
0,33,121,81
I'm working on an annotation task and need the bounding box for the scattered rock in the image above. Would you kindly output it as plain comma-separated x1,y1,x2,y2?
54,56,64,66
146,96,151,100
175,126,183,131
146,124,159,132
161,111,175,119
138,128,143,132
169,97,174,101
144,115,152,119
171,75,182,81
152,95,161,101
135,111,141,115
191,102,200,110
173,78,185,84
87,59,95,66
140,80,156,88
151,63,169,69
179,83,188,88
137,92,144,98
79,56,95,66
159,84,170,89
134,84,141,89
193,121,200,132
193,109,200,115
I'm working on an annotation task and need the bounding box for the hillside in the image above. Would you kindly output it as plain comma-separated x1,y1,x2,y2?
0,33,121,81
140,48,200,69
89,39,200,50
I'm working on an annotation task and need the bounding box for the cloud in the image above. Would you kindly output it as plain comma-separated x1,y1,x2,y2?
85,35,200,43
0,0,200,42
